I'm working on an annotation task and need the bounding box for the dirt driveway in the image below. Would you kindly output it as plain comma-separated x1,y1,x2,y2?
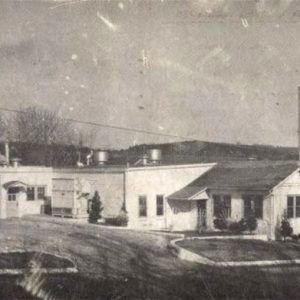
0,215,189,280
3,216,300,300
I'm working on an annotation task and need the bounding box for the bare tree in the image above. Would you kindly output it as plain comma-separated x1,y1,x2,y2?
10,106,77,146
5,106,82,166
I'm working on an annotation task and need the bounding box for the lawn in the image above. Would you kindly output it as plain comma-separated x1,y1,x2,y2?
2,216,300,299
0,251,74,269
176,238,300,262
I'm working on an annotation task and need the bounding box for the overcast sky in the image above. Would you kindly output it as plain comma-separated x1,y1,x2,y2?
1,0,300,149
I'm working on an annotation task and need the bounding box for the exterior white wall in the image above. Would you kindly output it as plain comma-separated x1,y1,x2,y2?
207,189,269,235
0,166,53,219
53,169,125,218
272,170,300,238
167,200,198,231
125,163,215,230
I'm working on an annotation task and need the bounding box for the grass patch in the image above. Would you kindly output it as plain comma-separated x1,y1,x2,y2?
176,239,300,262
3,216,300,299
0,252,74,269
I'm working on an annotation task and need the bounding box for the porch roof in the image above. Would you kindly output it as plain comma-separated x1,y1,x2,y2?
3,181,28,190
168,161,299,200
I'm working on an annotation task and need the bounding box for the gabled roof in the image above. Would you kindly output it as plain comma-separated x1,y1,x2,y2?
168,161,299,200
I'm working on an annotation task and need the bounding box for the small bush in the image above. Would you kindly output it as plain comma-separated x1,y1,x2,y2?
292,234,298,242
228,222,240,233
213,218,228,230
246,215,258,233
88,191,103,224
281,218,293,241
228,218,247,234
105,213,128,227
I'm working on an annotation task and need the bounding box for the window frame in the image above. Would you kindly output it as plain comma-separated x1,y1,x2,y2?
26,185,47,201
156,195,164,216
138,195,147,218
26,186,35,201
287,195,300,219
7,187,19,201
243,194,263,219
213,194,231,219
37,186,46,200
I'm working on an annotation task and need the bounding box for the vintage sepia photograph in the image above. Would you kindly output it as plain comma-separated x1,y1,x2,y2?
1,0,300,299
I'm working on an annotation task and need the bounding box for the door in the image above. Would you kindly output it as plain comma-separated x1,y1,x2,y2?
197,200,207,231
6,187,23,218
52,179,75,217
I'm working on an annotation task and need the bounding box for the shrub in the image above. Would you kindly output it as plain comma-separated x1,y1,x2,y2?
228,222,240,233
105,213,128,227
213,218,228,231
246,214,258,233
228,218,247,234
228,219,247,233
292,234,298,242
88,191,103,224
281,218,293,241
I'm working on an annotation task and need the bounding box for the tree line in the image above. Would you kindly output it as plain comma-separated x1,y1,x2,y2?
0,105,97,166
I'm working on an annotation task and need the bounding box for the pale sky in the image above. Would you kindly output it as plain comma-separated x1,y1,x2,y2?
1,0,300,148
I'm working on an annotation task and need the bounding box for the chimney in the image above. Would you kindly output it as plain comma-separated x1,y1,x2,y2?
5,142,9,165
298,86,300,165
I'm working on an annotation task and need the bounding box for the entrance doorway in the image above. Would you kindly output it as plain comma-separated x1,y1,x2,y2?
197,200,207,231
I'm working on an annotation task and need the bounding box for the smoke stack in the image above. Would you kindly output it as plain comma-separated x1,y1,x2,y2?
5,142,9,165
298,86,300,165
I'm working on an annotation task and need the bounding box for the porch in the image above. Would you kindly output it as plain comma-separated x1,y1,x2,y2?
167,189,212,232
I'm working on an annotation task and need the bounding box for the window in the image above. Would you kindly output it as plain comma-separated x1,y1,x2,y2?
243,195,263,219
27,187,35,201
26,186,46,201
156,195,164,216
138,195,147,217
287,196,300,218
8,187,19,201
213,195,231,218
37,187,46,200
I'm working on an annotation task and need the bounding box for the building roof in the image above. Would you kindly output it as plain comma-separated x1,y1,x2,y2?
168,161,299,200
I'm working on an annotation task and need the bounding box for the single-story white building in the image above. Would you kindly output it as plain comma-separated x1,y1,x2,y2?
0,166,53,219
168,160,300,239
1,158,300,240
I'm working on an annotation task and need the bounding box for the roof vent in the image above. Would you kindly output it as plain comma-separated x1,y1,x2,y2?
93,150,109,165
148,149,162,164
